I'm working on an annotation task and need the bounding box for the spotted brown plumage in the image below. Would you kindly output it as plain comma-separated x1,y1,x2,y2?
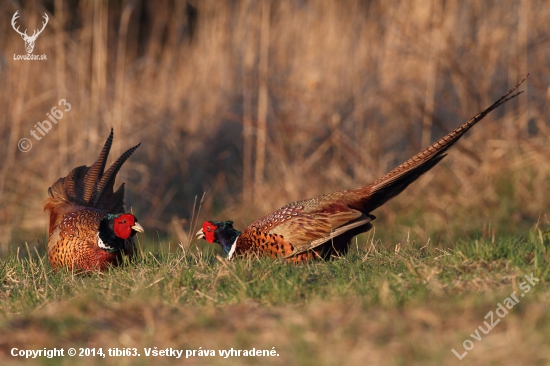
44,129,144,272
197,76,528,263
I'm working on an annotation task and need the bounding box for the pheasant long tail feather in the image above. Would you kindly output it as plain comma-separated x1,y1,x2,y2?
92,143,140,210
355,75,528,212
83,129,114,202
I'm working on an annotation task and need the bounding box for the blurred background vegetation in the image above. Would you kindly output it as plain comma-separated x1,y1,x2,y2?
0,0,547,253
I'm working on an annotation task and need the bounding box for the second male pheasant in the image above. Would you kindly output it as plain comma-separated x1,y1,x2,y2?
45,129,144,272
197,77,527,263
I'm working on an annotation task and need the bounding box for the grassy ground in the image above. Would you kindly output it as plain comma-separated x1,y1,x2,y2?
1,231,549,365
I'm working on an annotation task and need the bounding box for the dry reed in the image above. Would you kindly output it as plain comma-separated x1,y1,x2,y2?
0,0,548,250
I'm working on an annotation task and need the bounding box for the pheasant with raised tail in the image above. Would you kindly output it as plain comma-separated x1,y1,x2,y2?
45,129,144,272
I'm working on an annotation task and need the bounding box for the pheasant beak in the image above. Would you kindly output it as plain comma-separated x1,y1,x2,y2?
196,229,205,240
131,222,145,233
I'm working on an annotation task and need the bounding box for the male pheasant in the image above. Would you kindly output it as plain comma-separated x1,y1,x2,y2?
197,77,527,263
45,129,144,272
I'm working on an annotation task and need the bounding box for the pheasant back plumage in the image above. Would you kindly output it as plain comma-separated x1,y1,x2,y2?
47,207,133,271
236,197,373,262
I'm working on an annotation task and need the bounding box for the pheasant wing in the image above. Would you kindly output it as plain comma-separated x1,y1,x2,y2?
283,213,373,257
257,200,369,257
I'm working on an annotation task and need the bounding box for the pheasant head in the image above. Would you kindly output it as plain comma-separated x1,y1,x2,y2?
97,213,144,251
196,220,241,255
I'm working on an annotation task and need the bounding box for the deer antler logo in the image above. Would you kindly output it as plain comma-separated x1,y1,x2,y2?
11,11,49,54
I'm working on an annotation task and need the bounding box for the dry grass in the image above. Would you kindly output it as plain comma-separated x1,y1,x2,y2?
2,296,550,366
0,234,549,365
0,0,548,249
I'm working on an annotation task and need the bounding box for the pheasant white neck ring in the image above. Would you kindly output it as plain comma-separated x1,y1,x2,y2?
227,236,238,260
97,232,115,251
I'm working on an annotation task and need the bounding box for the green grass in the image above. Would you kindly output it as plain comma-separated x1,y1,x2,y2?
0,232,549,365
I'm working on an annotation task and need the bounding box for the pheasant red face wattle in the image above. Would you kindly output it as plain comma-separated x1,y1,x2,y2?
113,213,144,239
199,221,218,244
